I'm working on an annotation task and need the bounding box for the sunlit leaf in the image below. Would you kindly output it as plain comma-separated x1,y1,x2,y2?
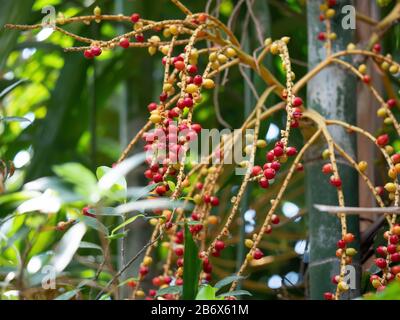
195,285,220,300
51,222,86,273
98,153,146,191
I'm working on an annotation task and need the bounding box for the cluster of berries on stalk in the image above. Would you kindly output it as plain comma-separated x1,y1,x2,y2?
324,232,357,300
249,96,303,190
370,224,400,292
317,0,338,43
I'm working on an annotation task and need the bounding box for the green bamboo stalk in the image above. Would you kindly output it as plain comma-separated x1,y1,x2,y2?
306,0,360,300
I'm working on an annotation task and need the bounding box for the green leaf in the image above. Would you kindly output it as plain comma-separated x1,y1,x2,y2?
79,241,103,252
81,216,109,235
195,285,219,300
87,207,121,216
110,214,144,236
52,163,98,199
156,285,182,297
96,166,127,199
51,222,87,273
106,232,127,241
0,116,31,123
182,222,202,300
215,275,246,290
364,282,400,300
54,289,80,300
97,153,146,191
217,290,252,298
167,180,176,192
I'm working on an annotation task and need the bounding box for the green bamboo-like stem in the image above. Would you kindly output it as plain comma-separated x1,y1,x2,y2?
306,0,360,300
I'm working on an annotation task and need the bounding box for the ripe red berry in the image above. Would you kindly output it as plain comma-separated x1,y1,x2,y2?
337,239,346,249
210,196,219,207
91,46,102,56
147,102,158,111
264,168,276,180
176,278,183,286
251,165,262,177
253,249,264,260
392,253,400,262
376,134,389,147
387,244,397,254
318,32,326,41
84,50,94,59
144,169,153,180
164,276,172,284
375,258,387,269
203,260,212,273
328,0,337,6
149,289,157,297
329,176,342,188
373,43,381,53
296,163,304,172
187,65,198,74
215,240,225,251
127,280,136,288
391,153,400,164
153,173,163,183
155,185,167,195
322,164,333,175
387,99,396,109
259,177,269,189
176,257,183,267
266,151,275,162
183,97,194,108
292,97,303,107
293,108,302,119
131,13,140,23
203,194,211,203
160,92,168,102
286,146,297,156
271,214,280,225
290,120,299,128
119,37,130,48
273,146,284,157
268,163,279,173
377,246,387,256
135,34,145,43
191,123,202,133
324,292,334,300
390,235,399,245
193,75,203,85
363,75,371,84
375,186,384,196
139,265,149,276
